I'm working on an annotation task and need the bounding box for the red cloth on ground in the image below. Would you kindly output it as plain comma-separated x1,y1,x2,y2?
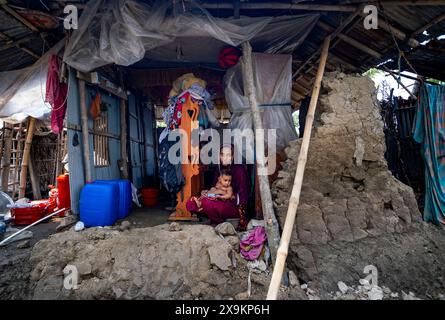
45,55,68,134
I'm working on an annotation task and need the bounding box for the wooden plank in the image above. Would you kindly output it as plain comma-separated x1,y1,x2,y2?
76,71,128,100
267,36,331,300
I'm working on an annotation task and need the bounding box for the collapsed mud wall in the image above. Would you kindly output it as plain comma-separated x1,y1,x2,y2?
272,72,445,295
24,224,305,300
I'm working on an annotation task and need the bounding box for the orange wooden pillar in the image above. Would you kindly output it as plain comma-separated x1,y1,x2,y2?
169,95,200,221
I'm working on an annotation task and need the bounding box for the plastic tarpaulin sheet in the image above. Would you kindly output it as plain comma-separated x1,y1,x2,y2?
0,39,65,123
413,83,445,225
63,0,319,72
224,52,297,158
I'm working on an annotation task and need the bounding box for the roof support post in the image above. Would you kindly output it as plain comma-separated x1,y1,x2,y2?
19,117,36,199
241,41,281,268
267,35,331,300
78,79,92,183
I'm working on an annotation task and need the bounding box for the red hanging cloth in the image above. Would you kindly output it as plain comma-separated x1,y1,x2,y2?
45,55,68,134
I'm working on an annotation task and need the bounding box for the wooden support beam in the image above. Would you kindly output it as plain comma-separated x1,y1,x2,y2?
202,2,356,12
76,71,127,100
411,12,445,37
0,34,35,52
0,3,39,33
118,70,129,180
0,31,39,59
293,6,363,79
241,41,281,268
343,0,445,5
361,11,445,69
19,117,36,199
293,83,309,96
268,35,331,300
1,123,13,192
358,9,419,48
318,21,382,58
78,79,92,183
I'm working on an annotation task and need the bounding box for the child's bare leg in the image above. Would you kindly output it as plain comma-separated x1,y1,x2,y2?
194,197,203,211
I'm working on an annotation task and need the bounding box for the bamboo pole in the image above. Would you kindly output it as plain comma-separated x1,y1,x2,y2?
267,35,331,300
28,153,41,200
19,117,36,199
241,41,281,266
118,71,129,179
1,122,13,192
79,79,92,182
12,124,23,199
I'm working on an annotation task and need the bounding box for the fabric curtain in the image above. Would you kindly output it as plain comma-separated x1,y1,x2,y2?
413,83,445,225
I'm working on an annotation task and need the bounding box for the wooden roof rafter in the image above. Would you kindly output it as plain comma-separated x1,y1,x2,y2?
0,1,40,33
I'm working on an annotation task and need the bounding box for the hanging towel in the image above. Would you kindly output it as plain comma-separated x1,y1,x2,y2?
413,83,445,225
45,55,68,134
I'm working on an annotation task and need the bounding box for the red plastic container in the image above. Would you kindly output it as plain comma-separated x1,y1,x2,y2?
11,200,51,225
141,188,159,207
57,174,71,216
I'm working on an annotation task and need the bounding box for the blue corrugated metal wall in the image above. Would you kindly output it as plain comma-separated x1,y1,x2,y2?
129,94,143,188
67,70,84,214
67,69,157,214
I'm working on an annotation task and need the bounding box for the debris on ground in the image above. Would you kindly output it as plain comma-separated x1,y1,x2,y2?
215,222,237,236
16,240,31,249
4,224,303,300
56,214,78,232
118,220,131,232
167,222,182,232
74,221,84,232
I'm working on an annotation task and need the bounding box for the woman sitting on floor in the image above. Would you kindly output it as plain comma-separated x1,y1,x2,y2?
186,144,250,230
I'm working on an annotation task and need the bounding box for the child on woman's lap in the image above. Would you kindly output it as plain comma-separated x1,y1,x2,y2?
190,169,233,212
